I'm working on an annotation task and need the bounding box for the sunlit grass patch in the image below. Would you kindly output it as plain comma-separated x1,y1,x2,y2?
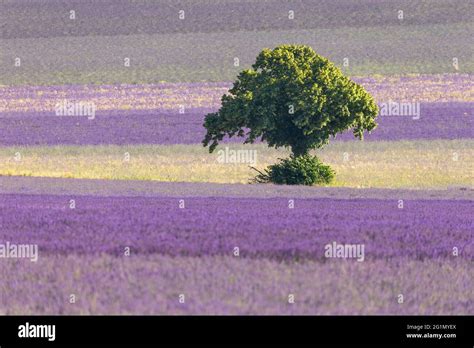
0,140,472,189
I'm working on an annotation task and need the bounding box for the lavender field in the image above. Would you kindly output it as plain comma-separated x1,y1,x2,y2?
0,0,473,316
1,75,472,145
1,192,473,259
1,102,472,146
1,179,473,314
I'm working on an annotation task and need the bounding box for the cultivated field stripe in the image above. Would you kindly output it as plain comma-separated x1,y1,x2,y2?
0,176,472,200
1,255,471,315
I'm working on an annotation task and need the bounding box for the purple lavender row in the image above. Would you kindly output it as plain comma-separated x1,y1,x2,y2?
2,255,471,314
0,103,472,145
2,176,471,201
1,75,471,110
1,193,471,260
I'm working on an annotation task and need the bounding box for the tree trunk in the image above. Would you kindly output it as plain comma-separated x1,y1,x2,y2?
291,144,309,157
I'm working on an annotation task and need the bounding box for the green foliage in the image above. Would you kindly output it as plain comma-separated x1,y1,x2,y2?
203,44,378,185
252,155,335,185
202,44,378,156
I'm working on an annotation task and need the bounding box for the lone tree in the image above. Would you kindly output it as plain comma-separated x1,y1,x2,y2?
203,45,378,185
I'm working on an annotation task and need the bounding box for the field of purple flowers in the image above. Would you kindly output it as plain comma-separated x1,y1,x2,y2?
1,181,472,314
1,102,471,146
1,193,472,260
1,75,472,145
2,255,471,315
0,0,472,316
0,160,471,311
1,78,472,313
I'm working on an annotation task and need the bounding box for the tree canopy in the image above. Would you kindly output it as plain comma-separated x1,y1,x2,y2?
203,45,378,156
